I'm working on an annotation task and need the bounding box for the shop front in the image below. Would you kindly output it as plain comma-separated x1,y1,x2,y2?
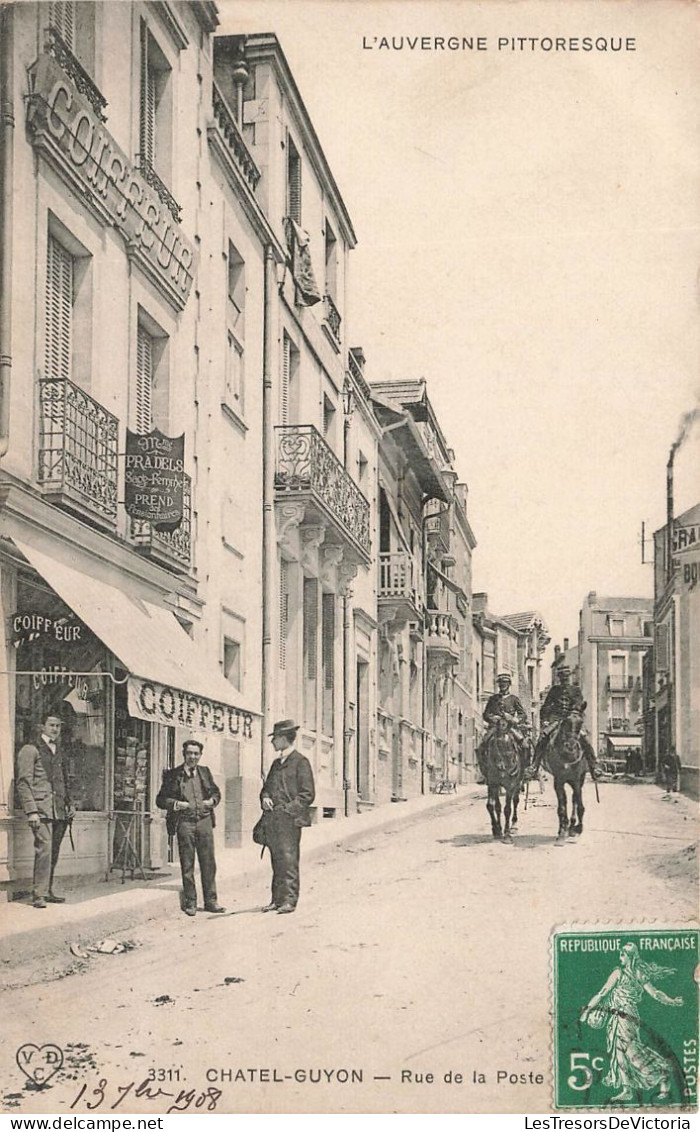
1,538,259,898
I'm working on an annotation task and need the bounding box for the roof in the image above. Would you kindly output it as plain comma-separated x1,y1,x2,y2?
501,611,548,634
583,594,653,612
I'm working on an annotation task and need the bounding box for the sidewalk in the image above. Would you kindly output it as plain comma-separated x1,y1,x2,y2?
0,789,469,970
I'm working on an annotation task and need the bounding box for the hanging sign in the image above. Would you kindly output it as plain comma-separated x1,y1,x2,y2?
124,430,185,529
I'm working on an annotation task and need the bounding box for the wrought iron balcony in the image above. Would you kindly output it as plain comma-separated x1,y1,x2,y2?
425,611,461,660
129,474,192,574
424,499,450,554
608,717,631,732
135,155,182,223
210,83,261,192
45,27,107,122
275,425,371,561
324,294,342,346
38,377,118,529
607,675,635,692
379,551,424,621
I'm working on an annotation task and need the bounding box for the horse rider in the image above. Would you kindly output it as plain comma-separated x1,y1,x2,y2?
531,666,599,778
478,673,529,776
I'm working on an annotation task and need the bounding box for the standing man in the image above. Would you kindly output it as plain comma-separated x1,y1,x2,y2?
156,740,225,917
16,713,74,909
260,720,315,914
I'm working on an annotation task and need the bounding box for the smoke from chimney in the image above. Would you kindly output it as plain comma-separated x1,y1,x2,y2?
670,405,700,458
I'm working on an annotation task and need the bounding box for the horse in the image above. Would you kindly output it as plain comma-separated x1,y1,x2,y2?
478,718,527,843
543,709,589,844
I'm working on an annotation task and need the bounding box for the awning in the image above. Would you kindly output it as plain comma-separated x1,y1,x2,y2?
606,736,641,749
14,539,259,740
428,560,467,600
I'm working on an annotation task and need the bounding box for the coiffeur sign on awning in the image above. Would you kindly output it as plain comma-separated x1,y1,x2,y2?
128,677,255,739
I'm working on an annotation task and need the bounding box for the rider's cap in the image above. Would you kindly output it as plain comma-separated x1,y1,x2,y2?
496,672,512,682
557,666,571,676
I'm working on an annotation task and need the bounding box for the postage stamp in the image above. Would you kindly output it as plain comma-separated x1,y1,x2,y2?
553,927,699,1111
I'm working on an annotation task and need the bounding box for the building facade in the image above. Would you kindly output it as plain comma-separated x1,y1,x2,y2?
577,592,653,769
652,501,700,797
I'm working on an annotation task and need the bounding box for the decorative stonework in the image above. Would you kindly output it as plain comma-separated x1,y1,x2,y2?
276,501,306,555
321,543,344,585
300,525,325,570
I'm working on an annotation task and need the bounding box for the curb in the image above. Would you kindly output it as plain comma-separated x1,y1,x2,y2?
0,790,469,972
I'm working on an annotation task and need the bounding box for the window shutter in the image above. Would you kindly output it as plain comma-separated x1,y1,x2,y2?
279,560,289,670
303,578,318,679
322,593,335,690
50,2,75,49
281,334,290,425
45,236,73,381
140,24,156,164
135,326,154,433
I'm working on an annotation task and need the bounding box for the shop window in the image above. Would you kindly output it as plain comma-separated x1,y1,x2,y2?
303,577,318,729
135,315,169,433
13,580,109,813
279,559,289,670
139,22,172,183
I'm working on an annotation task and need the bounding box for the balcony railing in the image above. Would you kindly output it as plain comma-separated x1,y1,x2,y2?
45,27,107,122
424,500,450,553
379,551,423,613
135,155,182,223
425,611,460,657
608,717,632,732
324,294,342,345
275,425,371,559
38,377,118,528
211,82,261,191
129,474,192,573
607,675,635,692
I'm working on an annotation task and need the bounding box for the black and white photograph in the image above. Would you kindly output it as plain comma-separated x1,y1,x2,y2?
0,0,698,1119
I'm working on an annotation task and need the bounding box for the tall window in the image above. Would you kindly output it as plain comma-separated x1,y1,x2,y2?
279,560,289,670
280,333,299,425
224,242,245,414
286,136,301,225
321,593,335,735
324,221,337,299
49,2,95,72
135,318,168,433
223,637,241,690
303,577,318,729
139,23,171,178
45,236,73,381
609,618,625,637
49,1,75,47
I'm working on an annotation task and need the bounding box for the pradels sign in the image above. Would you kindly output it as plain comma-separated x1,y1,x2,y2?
125,430,185,530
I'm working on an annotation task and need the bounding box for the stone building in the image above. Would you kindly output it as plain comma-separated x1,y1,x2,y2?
577,592,653,769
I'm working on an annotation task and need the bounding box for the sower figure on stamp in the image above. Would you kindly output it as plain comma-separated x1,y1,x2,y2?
156,739,225,917
531,666,599,779
477,673,528,778
260,719,315,915
16,713,74,909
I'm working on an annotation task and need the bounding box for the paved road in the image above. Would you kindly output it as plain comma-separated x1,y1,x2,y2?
2,782,696,1115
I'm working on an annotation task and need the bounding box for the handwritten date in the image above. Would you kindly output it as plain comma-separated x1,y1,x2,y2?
71,1078,222,1114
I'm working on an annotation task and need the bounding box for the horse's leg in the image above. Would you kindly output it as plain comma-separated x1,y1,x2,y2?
554,778,569,844
571,774,585,836
511,783,520,831
503,790,513,842
486,785,502,838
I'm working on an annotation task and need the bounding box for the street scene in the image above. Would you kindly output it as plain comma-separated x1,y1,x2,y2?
0,0,698,1119
1,780,697,1115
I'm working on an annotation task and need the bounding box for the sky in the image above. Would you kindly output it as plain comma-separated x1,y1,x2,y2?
221,0,700,657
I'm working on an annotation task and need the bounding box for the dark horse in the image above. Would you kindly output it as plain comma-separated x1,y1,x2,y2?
479,718,527,843
544,709,589,844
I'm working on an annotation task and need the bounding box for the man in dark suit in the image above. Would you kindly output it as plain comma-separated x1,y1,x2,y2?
260,719,315,914
16,713,74,908
156,739,225,917
478,673,528,778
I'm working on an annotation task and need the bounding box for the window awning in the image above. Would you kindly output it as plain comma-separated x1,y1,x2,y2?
606,735,641,749
13,539,259,741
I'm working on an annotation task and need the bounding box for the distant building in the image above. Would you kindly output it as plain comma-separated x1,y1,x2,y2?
472,596,549,749
652,501,700,798
551,638,580,686
578,593,653,768
500,612,550,734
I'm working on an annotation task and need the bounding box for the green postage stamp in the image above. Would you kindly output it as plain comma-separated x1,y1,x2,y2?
553,926,699,1110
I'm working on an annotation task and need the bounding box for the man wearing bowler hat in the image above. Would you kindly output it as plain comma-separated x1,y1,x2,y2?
259,720,315,914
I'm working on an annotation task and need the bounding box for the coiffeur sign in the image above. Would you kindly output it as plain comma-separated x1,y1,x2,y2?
26,51,194,310
125,430,185,528
128,677,255,740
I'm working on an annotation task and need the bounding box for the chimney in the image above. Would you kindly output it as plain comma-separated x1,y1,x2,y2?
554,645,561,659
564,637,569,652
350,346,366,370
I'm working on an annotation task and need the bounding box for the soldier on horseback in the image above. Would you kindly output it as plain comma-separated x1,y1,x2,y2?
478,673,529,778
531,666,600,779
